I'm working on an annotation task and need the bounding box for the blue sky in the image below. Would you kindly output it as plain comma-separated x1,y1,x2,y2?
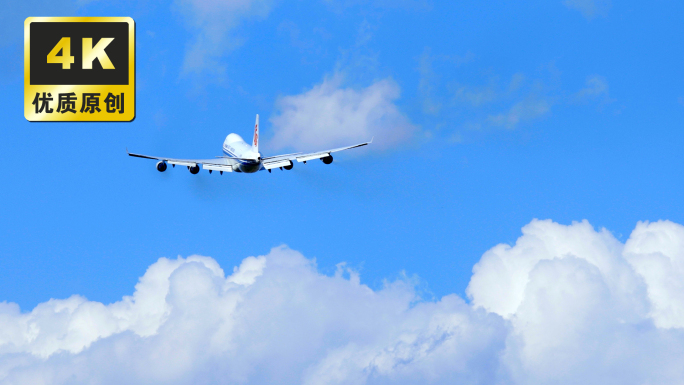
1,0,683,314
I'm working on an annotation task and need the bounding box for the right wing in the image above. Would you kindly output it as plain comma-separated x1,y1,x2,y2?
261,138,372,169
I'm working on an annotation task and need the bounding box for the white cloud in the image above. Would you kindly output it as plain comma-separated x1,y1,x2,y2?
0,247,505,384
468,219,684,384
269,74,417,151
624,220,684,328
174,0,274,74
563,0,611,19
3,219,684,384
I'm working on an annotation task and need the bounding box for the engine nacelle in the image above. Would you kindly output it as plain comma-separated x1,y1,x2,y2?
156,161,167,172
283,162,293,170
321,155,333,164
189,164,200,174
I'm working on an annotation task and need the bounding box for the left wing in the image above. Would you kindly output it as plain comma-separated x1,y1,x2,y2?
127,149,242,172
261,138,372,170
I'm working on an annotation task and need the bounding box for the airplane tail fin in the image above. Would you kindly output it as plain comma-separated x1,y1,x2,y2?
252,114,259,153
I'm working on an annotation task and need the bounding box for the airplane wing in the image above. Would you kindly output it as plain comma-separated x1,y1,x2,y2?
261,138,372,170
127,149,240,172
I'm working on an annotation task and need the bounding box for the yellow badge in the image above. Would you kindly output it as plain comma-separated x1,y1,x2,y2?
24,17,135,122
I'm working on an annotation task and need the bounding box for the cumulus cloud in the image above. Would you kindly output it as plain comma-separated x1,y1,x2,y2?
174,0,274,74
3,219,684,384
624,221,684,328
0,248,504,384
468,219,684,384
269,74,417,151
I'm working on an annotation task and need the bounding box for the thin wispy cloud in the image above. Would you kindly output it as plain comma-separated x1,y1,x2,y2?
321,0,432,13
563,0,611,19
0,0,83,48
572,75,614,104
173,0,274,75
452,80,499,107
2,219,684,384
450,72,554,130
487,97,551,129
417,47,474,115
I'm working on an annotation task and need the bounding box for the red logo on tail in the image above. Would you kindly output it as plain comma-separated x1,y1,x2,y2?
253,125,258,146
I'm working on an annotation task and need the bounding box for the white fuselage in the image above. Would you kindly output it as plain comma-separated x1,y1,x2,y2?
222,134,262,173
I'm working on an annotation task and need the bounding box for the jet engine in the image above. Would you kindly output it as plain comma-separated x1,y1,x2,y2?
321,155,333,164
284,163,293,170
189,164,200,174
156,161,167,172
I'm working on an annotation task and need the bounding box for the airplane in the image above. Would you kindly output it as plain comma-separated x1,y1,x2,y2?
127,114,372,175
